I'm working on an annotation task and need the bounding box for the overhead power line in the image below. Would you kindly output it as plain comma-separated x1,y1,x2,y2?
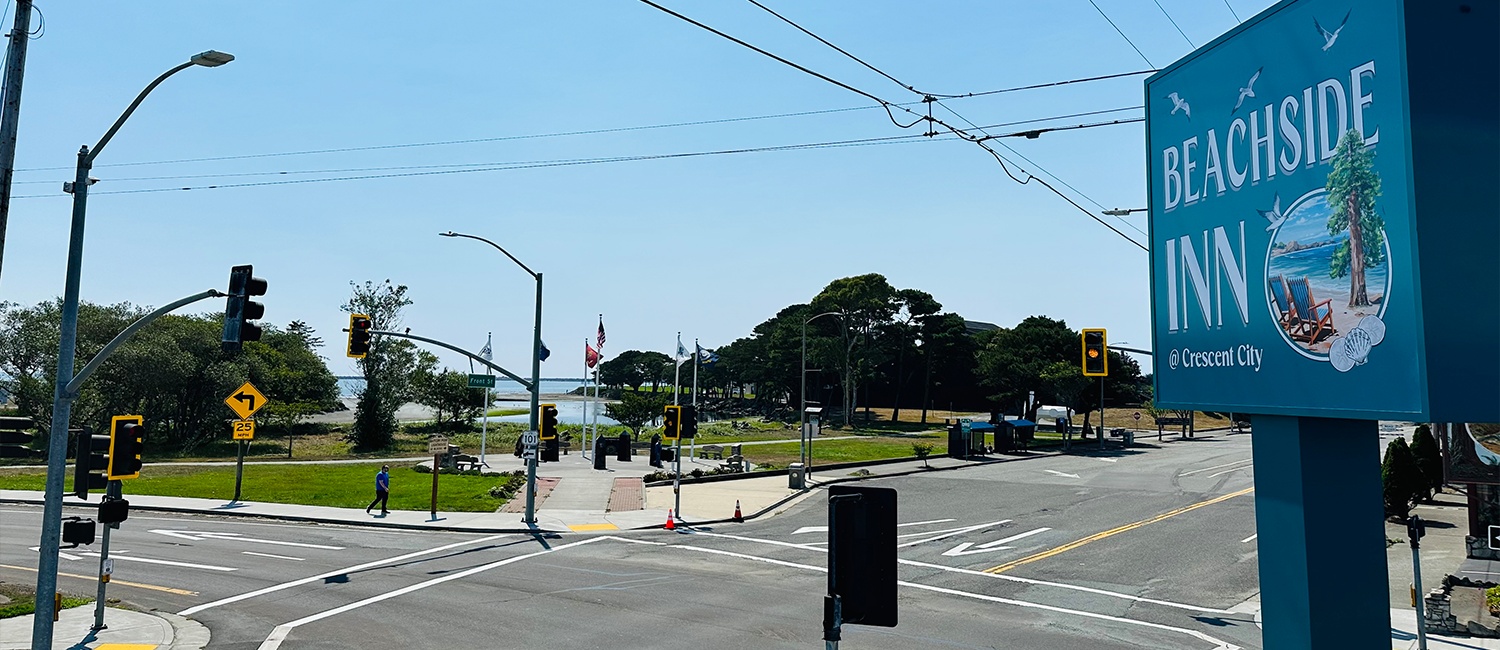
1087,0,1155,68
1153,0,1197,48
1223,0,1242,23
685,0,1148,250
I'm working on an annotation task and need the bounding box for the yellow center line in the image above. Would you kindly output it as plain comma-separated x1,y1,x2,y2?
982,486,1255,575
0,564,199,596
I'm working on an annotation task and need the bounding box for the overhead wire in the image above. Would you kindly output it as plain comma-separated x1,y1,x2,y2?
1086,0,1155,68
1153,0,1196,48
732,0,1149,250
1223,0,1243,23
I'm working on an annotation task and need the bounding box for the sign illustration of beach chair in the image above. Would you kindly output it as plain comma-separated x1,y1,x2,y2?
1285,277,1334,343
1267,275,1294,326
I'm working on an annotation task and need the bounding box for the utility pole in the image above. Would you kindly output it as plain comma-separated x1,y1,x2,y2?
0,0,35,287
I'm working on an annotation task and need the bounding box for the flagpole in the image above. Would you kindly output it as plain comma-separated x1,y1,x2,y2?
673,332,681,406
595,314,604,450
583,338,591,460
480,333,492,465
691,338,699,461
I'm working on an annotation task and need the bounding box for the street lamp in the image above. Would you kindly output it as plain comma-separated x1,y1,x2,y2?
33,50,233,650
1101,208,1146,216
439,231,543,525
801,310,843,470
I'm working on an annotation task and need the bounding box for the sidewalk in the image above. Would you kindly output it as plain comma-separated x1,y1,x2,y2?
1392,607,1500,649
1,446,1045,533
0,604,209,650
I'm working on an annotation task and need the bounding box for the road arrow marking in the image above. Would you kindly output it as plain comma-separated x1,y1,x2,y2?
78,551,236,572
977,527,1052,549
243,551,305,561
942,543,1014,557
791,526,827,535
31,546,81,561
1044,470,1082,479
897,520,1011,548
791,518,957,536
149,529,344,550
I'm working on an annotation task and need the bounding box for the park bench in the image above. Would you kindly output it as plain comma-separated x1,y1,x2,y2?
719,455,746,473
451,454,482,471
1232,420,1252,434
699,444,724,460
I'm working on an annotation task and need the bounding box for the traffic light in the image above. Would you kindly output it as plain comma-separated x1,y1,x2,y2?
346,313,372,359
1082,328,1108,377
680,404,698,439
107,415,145,480
0,416,37,458
662,405,681,441
74,426,110,498
539,404,559,440
222,264,268,353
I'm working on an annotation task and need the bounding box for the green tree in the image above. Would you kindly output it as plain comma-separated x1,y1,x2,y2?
811,274,899,426
598,350,645,389
605,390,669,439
1325,128,1386,307
1409,425,1444,500
1382,437,1423,519
413,366,489,430
342,280,419,450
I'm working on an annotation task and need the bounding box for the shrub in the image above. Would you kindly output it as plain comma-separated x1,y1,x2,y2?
912,443,935,468
1410,425,1444,499
1488,586,1500,615
1382,437,1424,520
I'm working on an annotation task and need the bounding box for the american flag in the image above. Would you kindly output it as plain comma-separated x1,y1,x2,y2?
597,318,606,349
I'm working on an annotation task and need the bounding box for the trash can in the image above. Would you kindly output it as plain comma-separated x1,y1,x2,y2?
788,462,806,490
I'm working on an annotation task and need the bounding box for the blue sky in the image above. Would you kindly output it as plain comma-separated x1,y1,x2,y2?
1,1,1274,377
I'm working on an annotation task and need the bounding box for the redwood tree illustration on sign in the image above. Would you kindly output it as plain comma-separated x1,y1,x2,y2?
1325,129,1387,307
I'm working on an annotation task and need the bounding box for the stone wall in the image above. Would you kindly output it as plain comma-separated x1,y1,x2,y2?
1467,535,1500,561
1427,575,1500,637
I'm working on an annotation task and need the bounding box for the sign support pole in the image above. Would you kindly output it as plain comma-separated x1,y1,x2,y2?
90,480,120,631
232,440,245,503
1252,416,1387,648
431,454,440,520
1412,536,1428,650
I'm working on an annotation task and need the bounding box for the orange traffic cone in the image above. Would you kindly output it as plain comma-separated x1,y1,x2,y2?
733,500,743,522
664,509,676,530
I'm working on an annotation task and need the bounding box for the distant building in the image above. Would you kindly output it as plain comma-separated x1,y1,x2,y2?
963,320,999,337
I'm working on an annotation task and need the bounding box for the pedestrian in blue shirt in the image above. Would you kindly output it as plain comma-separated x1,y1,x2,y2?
367,465,390,515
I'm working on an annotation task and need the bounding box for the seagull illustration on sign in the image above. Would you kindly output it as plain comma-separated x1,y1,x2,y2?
1314,10,1351,51
1232,67,1262,114
1166,92,1191,120
1257,193,1286,232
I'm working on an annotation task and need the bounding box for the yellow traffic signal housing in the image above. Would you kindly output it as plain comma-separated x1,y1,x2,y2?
1082,328,1108,377
662,405,681,441
539,403,559,440
347,314,372,359
107,415,145,480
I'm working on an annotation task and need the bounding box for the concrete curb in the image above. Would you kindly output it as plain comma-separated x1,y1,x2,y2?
0,497,566,535
157,610,212,650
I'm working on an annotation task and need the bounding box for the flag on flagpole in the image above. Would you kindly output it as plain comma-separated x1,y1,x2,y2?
676,336,688,360
479,334,493,362
597,318,606,349
585,343,600,368
696,343,720,366
538,341,551,362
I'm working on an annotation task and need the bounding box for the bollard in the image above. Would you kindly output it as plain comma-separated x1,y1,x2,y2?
616,433,631,462
593,437,607,470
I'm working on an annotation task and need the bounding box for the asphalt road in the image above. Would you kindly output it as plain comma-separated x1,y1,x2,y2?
2,435,1267,649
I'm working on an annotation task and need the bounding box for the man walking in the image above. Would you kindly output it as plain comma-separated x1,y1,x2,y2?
367,464,390,515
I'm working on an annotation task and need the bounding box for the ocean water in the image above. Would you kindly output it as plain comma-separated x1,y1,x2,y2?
1268,242,1389,306
336,377,586,399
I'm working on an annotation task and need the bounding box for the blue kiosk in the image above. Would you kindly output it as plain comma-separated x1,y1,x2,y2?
1146,1,1497,647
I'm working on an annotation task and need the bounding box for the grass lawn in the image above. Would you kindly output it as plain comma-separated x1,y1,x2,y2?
484,408,529,417
0,463,518,513
0,582,91,619
741,436,947,467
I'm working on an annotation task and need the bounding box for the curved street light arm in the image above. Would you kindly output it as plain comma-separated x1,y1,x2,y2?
64,288,226,397
439,230,537,279
88,61,196,164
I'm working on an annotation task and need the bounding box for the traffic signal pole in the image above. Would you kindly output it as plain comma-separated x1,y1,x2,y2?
91,480,121,631
527,273,542,526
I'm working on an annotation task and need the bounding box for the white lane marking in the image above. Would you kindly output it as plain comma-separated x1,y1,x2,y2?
1096,458,1118,463
254,537,608,650
600,536,666,546
791,518,957,535
978,527,1052,549
1044,470,1081,479
898,580,1239,649
1206,465,1253,479
661,543,1238,649
179,534,508,616
243,551,305,561
149,530,344,550
684,530,1234,615
1240,534,1257,544
1179,459,1252,477
30,546,83,561
897,521,1011,548
79,551,235,572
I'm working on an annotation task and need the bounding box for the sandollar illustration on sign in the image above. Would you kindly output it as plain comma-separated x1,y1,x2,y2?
1146,0,1427,418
